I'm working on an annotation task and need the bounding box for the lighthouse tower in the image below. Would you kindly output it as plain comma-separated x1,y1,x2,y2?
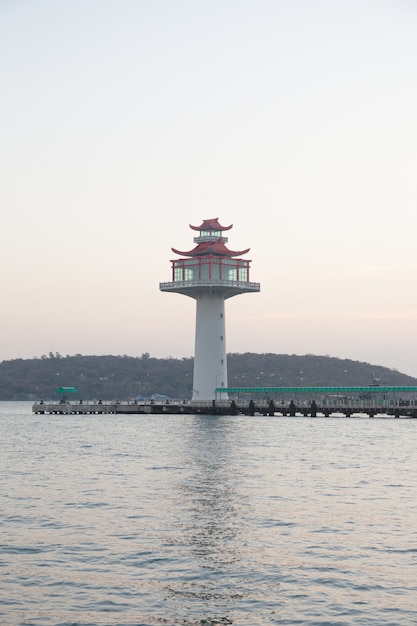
160,218,260,403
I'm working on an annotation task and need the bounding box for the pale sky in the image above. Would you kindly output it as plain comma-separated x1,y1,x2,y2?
1,0,417,376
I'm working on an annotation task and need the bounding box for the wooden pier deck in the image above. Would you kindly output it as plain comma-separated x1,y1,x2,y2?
32,399,417,418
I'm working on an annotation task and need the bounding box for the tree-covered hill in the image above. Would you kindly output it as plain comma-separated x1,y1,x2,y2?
0,352,416,401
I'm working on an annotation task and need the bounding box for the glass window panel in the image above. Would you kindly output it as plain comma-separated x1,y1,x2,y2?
202,229,220,238
200,262,209,279
228,268,237,280
184,268,195,281
211,262,220,279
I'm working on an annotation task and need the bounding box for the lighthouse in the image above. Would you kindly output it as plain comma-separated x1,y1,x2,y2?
160,218,260,403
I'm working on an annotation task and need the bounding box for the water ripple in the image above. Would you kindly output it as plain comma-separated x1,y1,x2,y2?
1,403,417,625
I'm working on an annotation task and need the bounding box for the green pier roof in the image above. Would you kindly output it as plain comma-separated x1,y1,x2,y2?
215,386,417,394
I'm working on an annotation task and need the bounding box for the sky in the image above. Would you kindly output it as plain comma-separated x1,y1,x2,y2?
1,0,417,376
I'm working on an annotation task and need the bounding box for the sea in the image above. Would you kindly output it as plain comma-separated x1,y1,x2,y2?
1,401,417,626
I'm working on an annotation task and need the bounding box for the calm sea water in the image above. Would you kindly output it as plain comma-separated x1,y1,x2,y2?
1,401,417,626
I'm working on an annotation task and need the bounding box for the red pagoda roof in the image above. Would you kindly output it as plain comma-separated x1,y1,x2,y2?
172,239,250,258
189,217,232,232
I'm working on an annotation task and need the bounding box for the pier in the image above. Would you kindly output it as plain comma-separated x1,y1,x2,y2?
32,385,417,418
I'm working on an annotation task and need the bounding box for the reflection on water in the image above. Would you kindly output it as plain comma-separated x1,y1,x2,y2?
178,417,242,564
1,403,417,625
166,416,247,622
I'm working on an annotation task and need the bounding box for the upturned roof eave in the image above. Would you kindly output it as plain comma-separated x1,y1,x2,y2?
189,217,233,232
171,240,250,258
171,248,250,258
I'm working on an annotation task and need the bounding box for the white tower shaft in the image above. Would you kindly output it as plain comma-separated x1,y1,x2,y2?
192,293,227,402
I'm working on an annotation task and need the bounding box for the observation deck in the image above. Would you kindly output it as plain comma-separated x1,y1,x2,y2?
160,278,260,298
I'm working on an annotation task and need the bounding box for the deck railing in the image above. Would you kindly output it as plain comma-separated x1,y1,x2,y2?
160,279,260,290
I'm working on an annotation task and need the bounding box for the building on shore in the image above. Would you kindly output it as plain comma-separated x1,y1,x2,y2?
160,217,260,402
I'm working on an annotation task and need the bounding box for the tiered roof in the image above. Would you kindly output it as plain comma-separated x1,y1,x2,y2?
172,240,249,258
189,217,232,232
172,217,250,258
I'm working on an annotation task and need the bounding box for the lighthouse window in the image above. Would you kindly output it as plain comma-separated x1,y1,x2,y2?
180,259,197,281
240,267,248,281
174,266,183,282
200,262,209,279
227,268,237,281
211,263,220,279
201,229,220,238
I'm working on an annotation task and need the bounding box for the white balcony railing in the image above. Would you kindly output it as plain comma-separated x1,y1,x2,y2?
160,279,260,290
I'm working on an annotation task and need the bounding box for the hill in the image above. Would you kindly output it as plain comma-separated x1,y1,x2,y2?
0,352,416,401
